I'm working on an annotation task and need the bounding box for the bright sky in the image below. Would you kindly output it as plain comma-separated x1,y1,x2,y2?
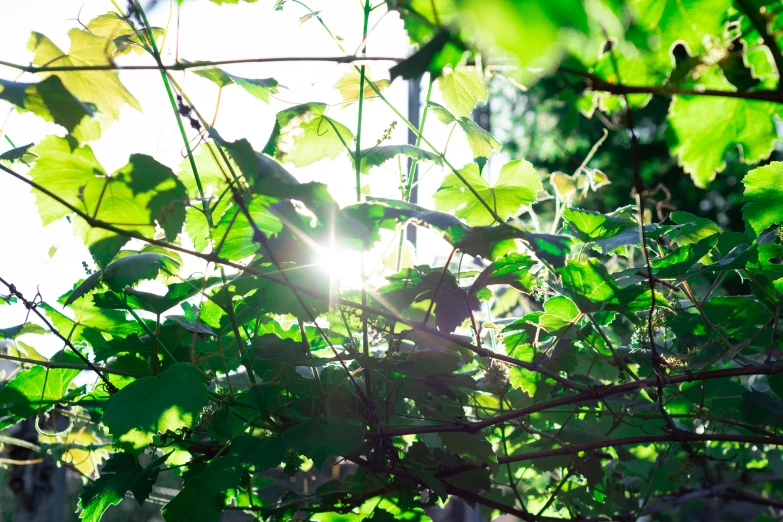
0,0,487,358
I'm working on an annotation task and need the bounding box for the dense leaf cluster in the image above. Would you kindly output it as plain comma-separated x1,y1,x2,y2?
3,1,783,521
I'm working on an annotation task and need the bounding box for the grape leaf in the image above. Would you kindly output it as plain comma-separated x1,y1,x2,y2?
434,161,542,226
85,12,164,57
282,417,363,468
668,69,781,187
354,144,442,174
189,62,280,103
669,211,721,245
742,161,783,235
0,353,81,428
263,102,354,167
29,139,187,266
535,296,581,335
94,277,224,315
469,253,537,297
161,456,241,522
212,195,283,260
333,69,390,104
389,30,466,80
439,432,499,473
560,258,664,314
652,235,718,279
66,252,181,306
563,207,634,243
77,154,188,266
454,0,588,81
629,0,732,65
0,323,46,339
77,453,161,522
0,143,36,164
227,435,285,471
27,136,106,225
428,102,501,159
28,29,140,124
437,66,487,118
0,76,95,135
102,363,209,452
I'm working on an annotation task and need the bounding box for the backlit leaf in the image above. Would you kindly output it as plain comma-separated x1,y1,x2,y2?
28,30,140,124
102,363,209,452
434,161,542,226
263,102,354,167
742,161,783,234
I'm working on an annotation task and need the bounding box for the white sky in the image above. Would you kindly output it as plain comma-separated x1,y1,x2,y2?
0,0,489,356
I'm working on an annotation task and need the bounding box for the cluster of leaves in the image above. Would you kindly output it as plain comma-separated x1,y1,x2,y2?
3,1,783,521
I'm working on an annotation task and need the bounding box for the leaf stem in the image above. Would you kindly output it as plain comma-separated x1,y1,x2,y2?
356,0,374,407
133,1,212,227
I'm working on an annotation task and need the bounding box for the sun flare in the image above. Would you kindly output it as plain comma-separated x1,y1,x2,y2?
319,246,364,290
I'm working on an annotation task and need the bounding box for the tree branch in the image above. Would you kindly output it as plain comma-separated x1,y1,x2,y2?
0,55,403,73
369,363,783,438
559,66,783,103
0,352,144,378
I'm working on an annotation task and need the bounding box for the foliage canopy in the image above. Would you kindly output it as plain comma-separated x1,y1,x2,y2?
4,0,783,520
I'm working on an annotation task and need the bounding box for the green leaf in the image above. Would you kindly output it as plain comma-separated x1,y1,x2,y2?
66,253,180,306
563,207,634,243
161,456,241,522
469,253,536,297
348,198,568,264
389,30,466,80
560,258,617,313
428,102,501,159
629,0,732,66
669,211,721,245
740,390,783,425
652,235,717,279
668,69,781,187
29,140,187,266
282,417,363,468
77,453,160,522
333,69,390,104
742,161,783,234
28,29,140,124
212,195,283,260
263,102,354,167
533,295,581,335
85,12,164,57
227,435,285,471
190,62,280,103
0,76,95,136
0,323,46,339
0,143,36,164
560,258,662,315
377,266,477,332
355,144,442,175
454,0,588,81
0,355,80,427
102,363,209,452
99,277,224,315
79,154,187,266
405,464,448,502
439,432,499,473
43,293,141,345
434,161,541,226
27,136,106,226
102,253,180,292
437,66,487,118
509,365,550,399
